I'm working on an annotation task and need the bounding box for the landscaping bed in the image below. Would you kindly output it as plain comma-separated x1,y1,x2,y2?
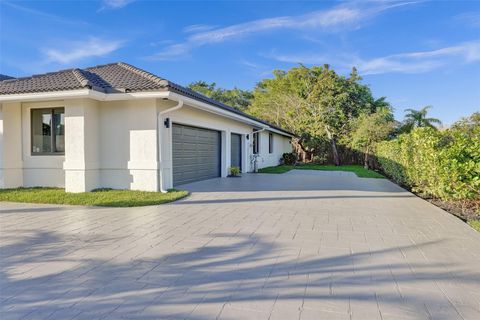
258,164,385,179
0,188,188,207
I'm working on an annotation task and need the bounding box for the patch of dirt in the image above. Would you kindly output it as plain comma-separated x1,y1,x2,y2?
422,197,480,222
381,174,480,223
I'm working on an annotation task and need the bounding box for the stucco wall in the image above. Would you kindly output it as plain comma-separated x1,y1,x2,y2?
0,103,24,188
254,130,292,169
1,96,291,191
98,99,158,191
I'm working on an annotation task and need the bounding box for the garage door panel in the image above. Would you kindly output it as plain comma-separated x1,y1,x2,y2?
172,124,221,186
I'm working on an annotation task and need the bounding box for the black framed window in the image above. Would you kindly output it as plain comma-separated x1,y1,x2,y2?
269,133,273,153
253,131,259,154
31,108,65,155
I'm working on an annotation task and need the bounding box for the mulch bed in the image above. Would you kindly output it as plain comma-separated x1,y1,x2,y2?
421,197,480,222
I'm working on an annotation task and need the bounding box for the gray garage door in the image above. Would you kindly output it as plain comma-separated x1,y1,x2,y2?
172,124,221,186
231,133,242,171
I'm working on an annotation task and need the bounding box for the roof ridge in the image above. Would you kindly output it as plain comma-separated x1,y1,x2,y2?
72,69,92,88
117,62,168,87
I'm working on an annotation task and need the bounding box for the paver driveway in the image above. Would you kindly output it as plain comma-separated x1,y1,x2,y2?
1,170,480,320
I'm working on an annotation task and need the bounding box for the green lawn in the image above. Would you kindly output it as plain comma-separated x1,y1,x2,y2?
0,187,188,207
258,164,385,178
468,220,480,232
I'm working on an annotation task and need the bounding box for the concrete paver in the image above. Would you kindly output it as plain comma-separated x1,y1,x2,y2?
1,170,480,319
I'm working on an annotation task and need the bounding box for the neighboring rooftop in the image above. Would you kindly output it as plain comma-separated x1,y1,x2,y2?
0,62,293,136
0,74,15,81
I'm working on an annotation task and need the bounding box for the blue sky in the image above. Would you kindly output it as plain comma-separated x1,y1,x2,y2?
1,0,479,125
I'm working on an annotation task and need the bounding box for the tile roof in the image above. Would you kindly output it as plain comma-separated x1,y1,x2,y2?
0,63,167,95
0,62,293,136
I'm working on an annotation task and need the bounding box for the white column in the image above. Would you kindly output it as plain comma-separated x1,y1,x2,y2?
0,102,23,188
245,132,253,172
63,99,100,192
241,134,248,173
158,113,172,191
225,129,231,176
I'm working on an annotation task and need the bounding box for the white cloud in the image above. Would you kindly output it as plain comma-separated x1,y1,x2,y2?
150,1,417,60
3,1,88,26
267,40,480,75
150,43,191,61
358,41,480,74
267,51,333,65
43,37,124,64
187,8,361,45
183,24,217,33
454,11,480,28
101,0,135,9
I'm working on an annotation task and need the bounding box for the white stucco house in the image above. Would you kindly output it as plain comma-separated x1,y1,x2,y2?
0,62,293,192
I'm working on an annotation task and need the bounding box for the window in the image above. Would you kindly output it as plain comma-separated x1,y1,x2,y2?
252,131,259,154
31,108,65,155
269,133,274,153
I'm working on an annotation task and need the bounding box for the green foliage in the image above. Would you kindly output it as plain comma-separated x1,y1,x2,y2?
0,188,188,207
376,124,480,202
451,112,480,134
248,65,384,165
401,106,442,133
468,220,480,232
348,108,395,168
282,152,297,165
229,166,241,176
188,81,253,111
312,154,328,164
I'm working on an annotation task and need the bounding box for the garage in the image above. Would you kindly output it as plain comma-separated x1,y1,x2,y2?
172,123,221,186
230,133,242,171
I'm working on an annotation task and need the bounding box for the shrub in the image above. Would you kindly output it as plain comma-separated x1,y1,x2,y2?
282,152,297,165
229,166,241,176
376,126,480,202
312,155,327,164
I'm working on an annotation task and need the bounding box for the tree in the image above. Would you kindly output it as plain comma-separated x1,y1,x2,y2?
451,112,480,134
188,81,253,111
402,106,442,132
304,65,378,165
372,96,390,110
349,108,395,169
248,65,379,166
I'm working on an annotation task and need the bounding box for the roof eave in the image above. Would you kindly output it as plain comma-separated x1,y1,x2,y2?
0,88,294,137
166,91,294,138
0,89,92,102
0,88,171,102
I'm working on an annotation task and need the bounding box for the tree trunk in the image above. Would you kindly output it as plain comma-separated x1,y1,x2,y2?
326,129,340,166
364,147,369,169
292,138,312,164
331,138,340,166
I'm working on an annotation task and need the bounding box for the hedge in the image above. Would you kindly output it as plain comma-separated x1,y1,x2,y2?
375,127,480,202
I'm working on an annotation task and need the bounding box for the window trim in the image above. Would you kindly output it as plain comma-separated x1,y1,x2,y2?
31,107,65,156
269,132,274,154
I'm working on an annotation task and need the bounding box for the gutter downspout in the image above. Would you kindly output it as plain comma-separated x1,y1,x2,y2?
251,127,268,173
157,99,184,192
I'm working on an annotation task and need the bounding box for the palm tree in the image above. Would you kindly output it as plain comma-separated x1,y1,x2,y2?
402,106,442,132
373,97,390,110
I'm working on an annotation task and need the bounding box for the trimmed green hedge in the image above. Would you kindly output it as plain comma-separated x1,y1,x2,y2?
376,127,480,202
